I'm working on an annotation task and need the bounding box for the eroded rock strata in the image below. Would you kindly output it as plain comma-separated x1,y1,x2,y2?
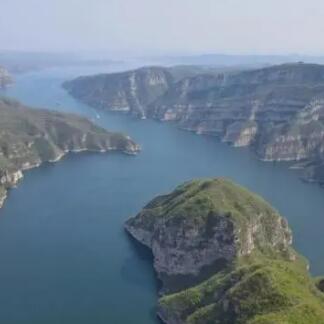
0,97,139,208
125,178,324,324
64,63,324,184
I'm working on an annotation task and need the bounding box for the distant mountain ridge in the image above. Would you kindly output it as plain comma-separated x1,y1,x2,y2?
0,52,120,73
64,63,324,185
149,53,324,67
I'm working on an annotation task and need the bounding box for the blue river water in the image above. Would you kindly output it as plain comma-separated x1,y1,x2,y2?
0,63,324,323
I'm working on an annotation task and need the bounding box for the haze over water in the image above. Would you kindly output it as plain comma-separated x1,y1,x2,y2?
0,63,324,323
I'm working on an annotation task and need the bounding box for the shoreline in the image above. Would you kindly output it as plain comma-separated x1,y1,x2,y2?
0,145,140,211
62,94,321,186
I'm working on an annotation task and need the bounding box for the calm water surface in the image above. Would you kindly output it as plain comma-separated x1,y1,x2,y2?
0,64,324,323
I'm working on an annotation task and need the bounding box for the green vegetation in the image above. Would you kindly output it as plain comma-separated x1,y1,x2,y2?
160,255,324,324
130,178,291,257
136,178,278,225
0,96,138,207
127,178,324,324
0,97,137,172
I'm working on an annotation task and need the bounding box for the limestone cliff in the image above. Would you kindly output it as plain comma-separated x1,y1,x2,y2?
63,66,174,119
125,178,324,324
64,63,324,184
0,97,139,208
125,179,293,291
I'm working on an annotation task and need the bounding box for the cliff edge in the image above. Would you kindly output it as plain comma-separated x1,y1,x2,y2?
125,178,324,324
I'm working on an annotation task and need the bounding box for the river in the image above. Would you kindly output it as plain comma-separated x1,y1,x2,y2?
0,63,323,323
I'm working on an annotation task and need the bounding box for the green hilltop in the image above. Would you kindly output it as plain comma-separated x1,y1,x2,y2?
126,178,324,324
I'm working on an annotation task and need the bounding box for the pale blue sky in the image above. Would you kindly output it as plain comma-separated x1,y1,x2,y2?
1,0,324,55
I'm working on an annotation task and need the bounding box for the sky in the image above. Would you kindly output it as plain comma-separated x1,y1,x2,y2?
1,0,324,56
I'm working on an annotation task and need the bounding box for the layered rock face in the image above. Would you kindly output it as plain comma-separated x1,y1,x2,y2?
125,178,324,324
125,179,293,291
64,63,324,184
0,66,12,88
0,97,139,207
63,67,174,118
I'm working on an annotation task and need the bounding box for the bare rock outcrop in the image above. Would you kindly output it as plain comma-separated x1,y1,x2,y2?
125,178,324,324
125,178,293,292
64,63,324,185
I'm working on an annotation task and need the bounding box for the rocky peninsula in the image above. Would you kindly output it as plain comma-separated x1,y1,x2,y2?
64,63,324,185
0,97,139,208
125,178,324,324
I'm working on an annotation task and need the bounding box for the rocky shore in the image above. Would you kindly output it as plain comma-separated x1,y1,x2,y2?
125,178,324,324
64,63,324,185
0,97,140,209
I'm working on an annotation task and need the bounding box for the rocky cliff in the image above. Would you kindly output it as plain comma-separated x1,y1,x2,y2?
0,66,12,88
64,67,174,119
125,178,324,324
0,97,139,208
64,63,324,185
